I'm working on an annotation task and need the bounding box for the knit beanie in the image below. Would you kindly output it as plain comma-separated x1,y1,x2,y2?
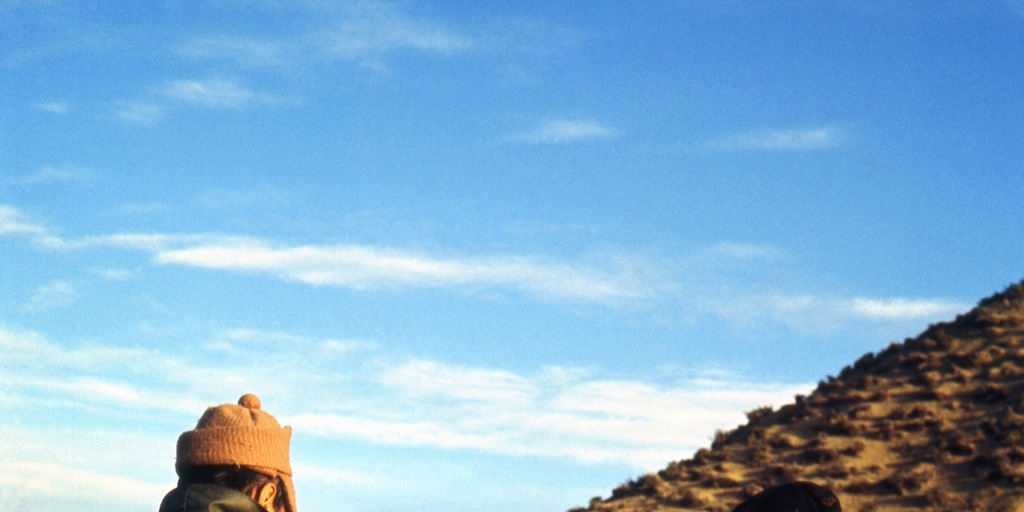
731,481,841,512
176,394,297,512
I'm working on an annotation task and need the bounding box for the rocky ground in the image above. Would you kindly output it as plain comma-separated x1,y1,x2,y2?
574,281,1024,512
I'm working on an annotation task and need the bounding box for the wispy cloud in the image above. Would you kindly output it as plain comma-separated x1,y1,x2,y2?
0,325,811,472
114,100,165,125
175,2,474,73
0,205,50,238
849,297,969,320
702,126,843,152
706,293,971,335
153,240,658,304
159,78,284,109
0,205,662,305
177,35,290,67
33,100,71,114
24,280,78,311
315,2,474,64
509,119,618,144
700,242,782,261
15,165,92,184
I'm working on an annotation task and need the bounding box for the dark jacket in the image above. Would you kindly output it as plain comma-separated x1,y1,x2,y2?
158,484,266,512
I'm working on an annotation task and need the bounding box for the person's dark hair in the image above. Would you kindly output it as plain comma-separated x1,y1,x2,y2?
731,481,841,512
178,465,288,511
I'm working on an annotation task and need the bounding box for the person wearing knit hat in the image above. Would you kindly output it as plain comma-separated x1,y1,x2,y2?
158,394,298,512
731,481,841,512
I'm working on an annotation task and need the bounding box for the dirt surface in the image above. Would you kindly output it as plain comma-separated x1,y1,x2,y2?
574,281,1024,512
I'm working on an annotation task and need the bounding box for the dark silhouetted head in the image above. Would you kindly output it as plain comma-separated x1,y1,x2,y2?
731,482,841,512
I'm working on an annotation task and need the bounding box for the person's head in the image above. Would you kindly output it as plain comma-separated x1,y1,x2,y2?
175,394,296,512
178,465,287,511
731,481,841,512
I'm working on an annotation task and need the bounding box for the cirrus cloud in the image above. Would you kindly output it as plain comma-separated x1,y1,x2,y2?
509,119,619,144
702,126,843,152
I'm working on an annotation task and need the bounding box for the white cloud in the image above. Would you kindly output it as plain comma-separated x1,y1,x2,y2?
700,242,782,260
707,292,971,335
294,463,383,489
509,119,618,144
177,35,289,67
380,358,538,404
16,165,91,184
33,100,71,114
0,205,49,237
317,2,474,62
702,126,842,152
160,78,283,109
114,100,165,125
151,239,656,304
0,462,167,509
24,280,78,311
849,297,968,320
0,325,809,473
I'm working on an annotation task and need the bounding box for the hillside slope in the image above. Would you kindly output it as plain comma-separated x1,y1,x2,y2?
575,281,1024,512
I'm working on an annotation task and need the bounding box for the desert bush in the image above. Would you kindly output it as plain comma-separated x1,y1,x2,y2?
975,382,1010,403
853,351,877,371
872,419,901,441
977,449,1024,484
800,446,840,464
746,405,774,423
879,465,934,495
941,431,976,456
916,370,942,387
897,351,929,370
711,429,729,449
816,413,862,436
747,445,770,465
762,463,801,482
676,488,714,508
690,448,714,466
840,439,867,456
767,433,799,449
925,488,968,507
820,460,851,479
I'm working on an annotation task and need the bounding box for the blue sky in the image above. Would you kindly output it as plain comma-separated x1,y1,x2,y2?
1,1,1022,511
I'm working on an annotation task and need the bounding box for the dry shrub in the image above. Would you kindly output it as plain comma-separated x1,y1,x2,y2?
747,445,770,465
676,488,715,508
988,361,1024,379
746,405,774,423
897,351,929,370
839,439,867,456
982,410,1024,446
916,370,942,387
762,463,801,482
872,419,903,441
817,413,863,436
925,488,968,508
941,430,977,457
820,460,851,479
801,446,840,464
879,465,934,495
975,382,1010,403
705,473,745,489
768,433,800,449
977,449,1024,484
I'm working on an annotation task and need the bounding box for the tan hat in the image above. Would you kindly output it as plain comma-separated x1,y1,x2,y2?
176,394,297,512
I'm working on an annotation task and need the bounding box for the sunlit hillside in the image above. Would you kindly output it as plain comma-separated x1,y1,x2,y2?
577,281,1024,511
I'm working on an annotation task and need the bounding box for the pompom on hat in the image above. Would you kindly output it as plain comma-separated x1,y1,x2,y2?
176,394,297,512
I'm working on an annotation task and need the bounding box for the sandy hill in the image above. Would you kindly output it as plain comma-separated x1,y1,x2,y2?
574,281,1024,512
